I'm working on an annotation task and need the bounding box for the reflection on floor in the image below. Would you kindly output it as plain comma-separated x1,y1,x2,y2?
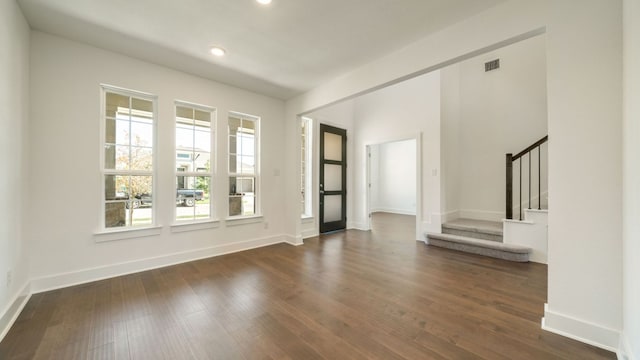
370,211,417,243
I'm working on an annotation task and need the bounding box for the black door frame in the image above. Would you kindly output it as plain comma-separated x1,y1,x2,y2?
319,124,347,233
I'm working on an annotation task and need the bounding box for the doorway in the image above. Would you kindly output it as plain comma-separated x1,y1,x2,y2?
367,138,418,239
319,124,347,233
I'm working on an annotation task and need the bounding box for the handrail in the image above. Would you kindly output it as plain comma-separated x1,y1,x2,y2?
506,135,548,220
512,135,548,160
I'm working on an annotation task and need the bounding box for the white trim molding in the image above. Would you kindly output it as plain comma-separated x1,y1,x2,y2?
284,234,304,246
458,209,504,222
542,303,620,352
618,332,637,360
31,234,287,294
370,208,417,216
0,282,31,342
301,228,318,240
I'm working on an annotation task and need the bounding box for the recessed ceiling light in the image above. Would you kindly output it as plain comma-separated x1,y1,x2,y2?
210,46,226,57
256,0,272,4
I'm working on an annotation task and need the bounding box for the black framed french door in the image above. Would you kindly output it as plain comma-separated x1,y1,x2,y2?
319,124,347,233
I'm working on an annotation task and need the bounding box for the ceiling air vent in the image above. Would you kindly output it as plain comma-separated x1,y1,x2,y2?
485,59,500,72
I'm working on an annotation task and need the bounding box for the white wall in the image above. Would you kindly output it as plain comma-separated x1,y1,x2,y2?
544,0,622,351
0,0,31,337
352,71,441,236
441,34,548,221
622,0,640,358
285,0,623,352
439,64,460,223
27,32,287,290
370,140,417,215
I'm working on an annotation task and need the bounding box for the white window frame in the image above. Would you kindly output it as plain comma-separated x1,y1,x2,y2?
99,84,158,232
174,101,217,224
301,117,313,218
227,111,260,219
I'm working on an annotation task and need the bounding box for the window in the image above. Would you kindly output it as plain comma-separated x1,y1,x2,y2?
102,86,156,229
175,103,215,222
301,117,312,217
228,113,259,217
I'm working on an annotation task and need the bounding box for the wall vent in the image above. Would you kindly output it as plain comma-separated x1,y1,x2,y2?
485,59,500,72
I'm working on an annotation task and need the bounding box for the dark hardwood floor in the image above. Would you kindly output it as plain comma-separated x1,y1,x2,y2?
0,213,615,359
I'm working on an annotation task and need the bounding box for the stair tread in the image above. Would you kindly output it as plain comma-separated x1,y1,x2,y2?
426,232,531,254
442,218,503,235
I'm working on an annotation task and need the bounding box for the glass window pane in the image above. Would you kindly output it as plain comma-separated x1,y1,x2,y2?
238,177,254,193
229,135,237,154
239,134,255,156
324,195,342,222
324,132,342,161
176,127,194,149
130,147,153,171
105,202,127,228
104,144,116,169
194,152,210,172
105,175,127,201
176,176,210,221
176,106,193,120
105,118,116,144
195,110,210,123
229,117,241,135
131,98,153,119
240,156,254,174
106,92,129,118
242,119,255,131
115,120,130,145
324,164,342,191
229,154,237,173
176,152,194,172
129,175,152,226
111,145,130,170
131,122,153,147
194,130,210,152
241,194,255,216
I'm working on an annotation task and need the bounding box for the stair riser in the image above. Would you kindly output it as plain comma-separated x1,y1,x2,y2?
428,238,529,262
442,228,503,242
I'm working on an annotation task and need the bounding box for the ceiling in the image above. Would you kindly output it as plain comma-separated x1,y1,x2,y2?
18,0,506,100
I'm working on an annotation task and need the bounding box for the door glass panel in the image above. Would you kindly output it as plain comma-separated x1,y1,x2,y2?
324,132,342,161
324,195,342,222
324,164,342,191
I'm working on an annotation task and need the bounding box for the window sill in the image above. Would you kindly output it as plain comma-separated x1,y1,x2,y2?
301,215,314,224
225,215,263,227
94,226,162,243
170,219,220,233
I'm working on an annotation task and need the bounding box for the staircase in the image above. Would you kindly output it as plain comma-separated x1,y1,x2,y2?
425,135,549,263
426,219,531,262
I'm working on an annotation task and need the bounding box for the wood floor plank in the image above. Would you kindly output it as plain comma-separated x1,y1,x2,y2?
0,213,616,359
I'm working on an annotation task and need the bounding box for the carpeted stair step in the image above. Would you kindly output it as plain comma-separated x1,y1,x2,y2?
442,219,503,242
425,232,531,262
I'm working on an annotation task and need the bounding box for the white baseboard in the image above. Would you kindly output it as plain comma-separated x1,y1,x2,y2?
30,235,288,294
459,209,504,222
349,222,369,231
440,210,460,223
284,234,304,246
618,332,637,360
542,304,620,352
0,281,31,342
371,208,416,216
301,228,318,239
